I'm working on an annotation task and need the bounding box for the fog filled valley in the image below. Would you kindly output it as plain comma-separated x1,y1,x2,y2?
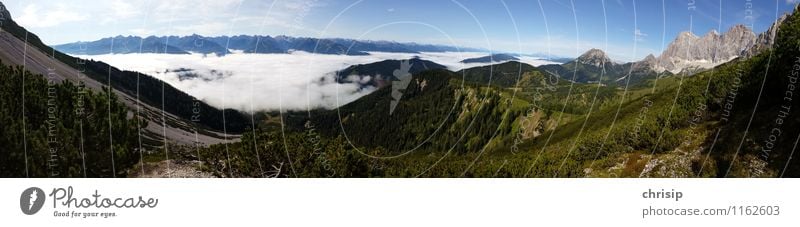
76,51,558,111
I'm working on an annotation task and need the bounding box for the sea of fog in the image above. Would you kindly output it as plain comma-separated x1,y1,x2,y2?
76,51,558,112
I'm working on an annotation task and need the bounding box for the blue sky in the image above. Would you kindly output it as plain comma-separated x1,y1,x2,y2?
4,0,798,61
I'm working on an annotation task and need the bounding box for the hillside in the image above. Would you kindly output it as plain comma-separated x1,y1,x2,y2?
0,3,248,135
335,57,447,88
456,61,536,87
196,67,536,177
189,5,800,177
0,0,248,178
194,59,632,177
0,59,148,177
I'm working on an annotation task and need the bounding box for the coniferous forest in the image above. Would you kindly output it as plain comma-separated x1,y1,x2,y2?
0,60,140,177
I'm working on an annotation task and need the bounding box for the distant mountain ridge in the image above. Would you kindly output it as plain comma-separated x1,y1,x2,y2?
335,57,448,88
54,34,485,56
460,53,519,63
456,61,537,87
540,49,627,84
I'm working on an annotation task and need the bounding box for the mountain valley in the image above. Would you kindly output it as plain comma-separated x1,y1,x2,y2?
1,1,799,178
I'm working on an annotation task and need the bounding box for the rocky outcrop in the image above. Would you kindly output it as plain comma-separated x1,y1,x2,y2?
745,14,789,58
632,54,659,72
657,26,756,73
655,10,793,73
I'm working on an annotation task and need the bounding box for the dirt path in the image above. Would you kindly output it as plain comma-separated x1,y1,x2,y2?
128,160,216,178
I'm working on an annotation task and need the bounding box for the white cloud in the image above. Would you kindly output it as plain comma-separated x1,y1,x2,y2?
16,3,88,28
788,0,800,5
150,0,243,22
634,29,647,42
99,0,142,24
75,51,557,112
125,0,323,37
249,0,324,36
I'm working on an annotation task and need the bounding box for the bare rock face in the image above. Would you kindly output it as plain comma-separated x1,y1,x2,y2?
654,10,795,74
657,26,756,73
745,14,789,58
576,48,613,67
656,32,693,72
631,54,658,72
719,25,757,61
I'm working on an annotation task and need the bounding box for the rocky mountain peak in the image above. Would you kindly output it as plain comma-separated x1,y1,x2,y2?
704,29,721,38
576,48,612,67
678,31,698,39
656,23,760,73
727,24,752,34
723,25,756,44
744,13,789,57
643,54,656,63
629,53,661,73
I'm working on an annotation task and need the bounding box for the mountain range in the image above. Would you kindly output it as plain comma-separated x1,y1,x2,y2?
52,10,788,87
649,17,785,74
460,53,520,63
535,15,787,85
537,49,662,84
53,35,486,56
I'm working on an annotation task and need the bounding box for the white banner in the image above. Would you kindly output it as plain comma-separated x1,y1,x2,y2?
1,179,797,226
